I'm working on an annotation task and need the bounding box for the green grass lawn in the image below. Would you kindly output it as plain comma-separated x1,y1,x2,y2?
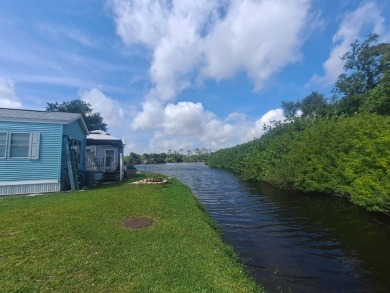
0,173,261,292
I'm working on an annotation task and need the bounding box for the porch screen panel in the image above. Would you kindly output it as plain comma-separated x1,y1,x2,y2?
106,150,115,168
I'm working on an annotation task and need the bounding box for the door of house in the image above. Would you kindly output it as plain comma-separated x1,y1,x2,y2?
105,149,115,171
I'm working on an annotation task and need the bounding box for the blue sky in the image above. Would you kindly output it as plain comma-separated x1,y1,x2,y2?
0,0,389,154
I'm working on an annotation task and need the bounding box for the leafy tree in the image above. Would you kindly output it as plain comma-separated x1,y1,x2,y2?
140,153,151,164
282,92,328,119
46,99,107,131
361,73,390,115
281,101,300,119
322,34,390,116
300,91,328,117
334,34,389,96
124,152,142,165
331,94,364,116
333,34,390,100
360,49,390,115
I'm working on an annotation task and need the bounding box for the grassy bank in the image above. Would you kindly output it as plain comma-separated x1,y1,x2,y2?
206,114,390,213
0,174,260,292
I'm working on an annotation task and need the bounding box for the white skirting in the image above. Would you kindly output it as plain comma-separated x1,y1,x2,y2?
0,181,61,196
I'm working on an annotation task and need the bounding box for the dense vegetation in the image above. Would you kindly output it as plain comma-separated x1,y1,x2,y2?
206,34,390,214
0,174,260,292
125,149,210,165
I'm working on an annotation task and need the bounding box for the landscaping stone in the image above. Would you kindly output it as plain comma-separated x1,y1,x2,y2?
130,178,168,185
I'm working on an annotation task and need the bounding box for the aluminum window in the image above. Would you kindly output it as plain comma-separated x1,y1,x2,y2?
0,132,7,158
0,132,40,159
10,133,30,158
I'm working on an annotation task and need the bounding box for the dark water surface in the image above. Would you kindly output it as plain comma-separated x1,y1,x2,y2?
136,162,390,292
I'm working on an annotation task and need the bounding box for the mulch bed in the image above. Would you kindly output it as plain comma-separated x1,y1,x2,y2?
123,217,153,229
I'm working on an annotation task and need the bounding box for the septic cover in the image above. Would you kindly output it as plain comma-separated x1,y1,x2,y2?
123,217,153,229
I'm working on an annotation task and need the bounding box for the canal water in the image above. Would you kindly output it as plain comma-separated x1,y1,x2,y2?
136,162,390,292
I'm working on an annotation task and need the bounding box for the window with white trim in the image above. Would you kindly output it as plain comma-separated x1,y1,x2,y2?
10,133,30,158
0,132,7,158
0,132,40,159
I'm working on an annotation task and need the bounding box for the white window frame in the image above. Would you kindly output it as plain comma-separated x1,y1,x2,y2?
9,132,31,159
86,145,97,155
0,132,7,159
104,148,116,170
0,132,40,160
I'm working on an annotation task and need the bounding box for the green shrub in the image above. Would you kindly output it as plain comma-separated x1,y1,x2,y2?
206,114,390,213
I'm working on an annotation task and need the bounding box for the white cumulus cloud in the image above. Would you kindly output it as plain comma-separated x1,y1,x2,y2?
139,100,285,153
0,77,22,108
131,99,165,131
80,88,130,128
163,102,215,136
311,1,387,86
111,0,313,152
80,88,141,154
111,0,313,101
202,0,310,91
247,108,285,140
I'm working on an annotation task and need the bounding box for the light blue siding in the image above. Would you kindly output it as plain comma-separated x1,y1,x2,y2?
0,121,63,182
63,120,86,170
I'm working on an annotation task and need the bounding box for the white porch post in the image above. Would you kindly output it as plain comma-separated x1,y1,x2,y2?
119,150,123,181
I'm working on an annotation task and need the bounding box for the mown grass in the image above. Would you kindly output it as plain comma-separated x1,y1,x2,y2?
0,173,261,292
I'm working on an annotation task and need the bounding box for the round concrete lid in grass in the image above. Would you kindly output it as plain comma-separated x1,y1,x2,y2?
123,217,153,229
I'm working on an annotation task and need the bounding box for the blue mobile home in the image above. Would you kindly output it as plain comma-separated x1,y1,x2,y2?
0,108,88,195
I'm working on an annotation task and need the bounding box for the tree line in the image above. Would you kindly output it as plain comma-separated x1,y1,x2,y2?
206,34,390,214
281,34,389,119
124,149,211,165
